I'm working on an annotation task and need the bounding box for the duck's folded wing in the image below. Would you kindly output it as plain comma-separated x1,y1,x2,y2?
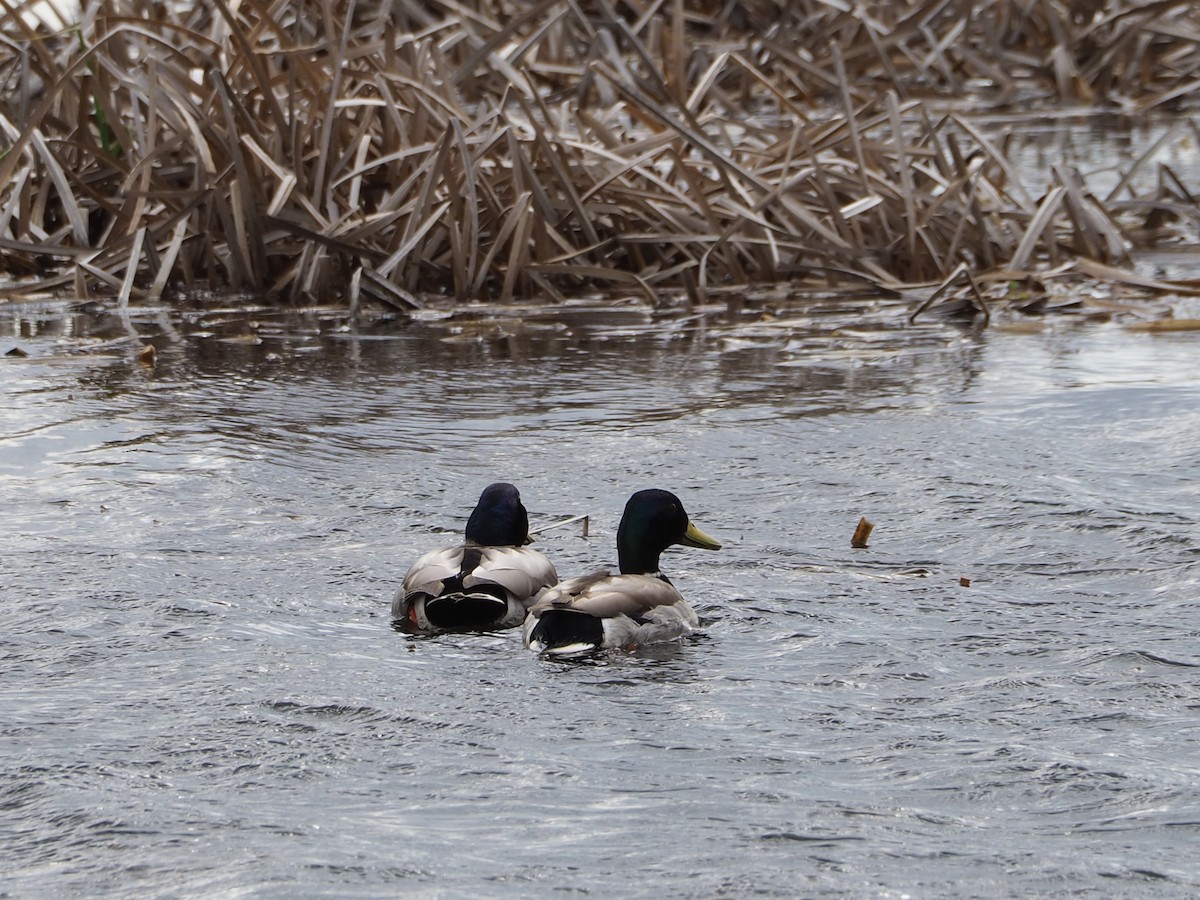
466,547,559,604
529,571,612,611
534,573,685,619
401,545,467,596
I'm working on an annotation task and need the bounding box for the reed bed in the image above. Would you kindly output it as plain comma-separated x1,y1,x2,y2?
2,0,1199,312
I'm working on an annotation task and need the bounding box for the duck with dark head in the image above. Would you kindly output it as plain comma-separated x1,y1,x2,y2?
394,483,558,633
524,488,721,655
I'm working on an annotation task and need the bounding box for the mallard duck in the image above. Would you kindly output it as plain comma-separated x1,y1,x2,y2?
393,483,558,632
523,489,721,655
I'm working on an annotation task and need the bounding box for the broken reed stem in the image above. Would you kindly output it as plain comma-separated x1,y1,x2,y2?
1,1,1199,307
529,513,591,538
851,516,874,549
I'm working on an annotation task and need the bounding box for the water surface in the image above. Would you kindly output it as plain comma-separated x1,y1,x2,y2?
2,297,1199,897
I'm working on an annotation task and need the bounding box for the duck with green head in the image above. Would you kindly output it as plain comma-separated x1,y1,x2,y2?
523,489,721,655
394,483,558,632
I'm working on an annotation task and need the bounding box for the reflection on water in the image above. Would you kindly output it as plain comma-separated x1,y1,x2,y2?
2,292,1199,898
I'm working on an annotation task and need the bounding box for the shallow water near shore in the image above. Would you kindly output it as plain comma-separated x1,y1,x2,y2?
2,294,1199,898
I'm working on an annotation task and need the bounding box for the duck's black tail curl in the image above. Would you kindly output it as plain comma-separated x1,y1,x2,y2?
424,587,509,629
527,608,604,654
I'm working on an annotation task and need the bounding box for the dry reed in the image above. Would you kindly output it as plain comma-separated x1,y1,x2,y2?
2,0,1199,312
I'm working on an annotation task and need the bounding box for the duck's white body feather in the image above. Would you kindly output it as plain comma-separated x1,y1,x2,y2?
394,544,558,632
523,570,699,653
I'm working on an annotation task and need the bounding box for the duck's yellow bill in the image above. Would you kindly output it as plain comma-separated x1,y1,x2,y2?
681,520,721,550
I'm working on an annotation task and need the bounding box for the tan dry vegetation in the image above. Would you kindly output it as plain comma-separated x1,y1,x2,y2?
2,0,1200,315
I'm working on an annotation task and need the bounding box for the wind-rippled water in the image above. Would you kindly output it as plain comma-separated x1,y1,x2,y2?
2,297,1199,898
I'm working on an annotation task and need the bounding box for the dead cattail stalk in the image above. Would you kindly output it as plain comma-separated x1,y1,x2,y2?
1,1,1198,311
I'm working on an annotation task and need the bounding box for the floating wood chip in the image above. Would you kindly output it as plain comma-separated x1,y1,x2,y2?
1124,318,1200,332
137,344,157,366
959,577,971,587
851,516,873,549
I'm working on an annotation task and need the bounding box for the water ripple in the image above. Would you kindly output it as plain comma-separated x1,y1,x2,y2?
3,303,1200,897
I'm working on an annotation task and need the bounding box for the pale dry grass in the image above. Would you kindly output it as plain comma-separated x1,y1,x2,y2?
1,0,1199,313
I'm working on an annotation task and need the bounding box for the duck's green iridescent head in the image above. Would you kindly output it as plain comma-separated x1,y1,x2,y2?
616,489,720,575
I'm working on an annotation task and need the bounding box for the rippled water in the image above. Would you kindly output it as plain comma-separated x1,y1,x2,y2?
3,296,1199,898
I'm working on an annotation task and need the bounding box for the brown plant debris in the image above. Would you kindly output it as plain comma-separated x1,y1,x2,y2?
851,516,874,549
3,1,1200,309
